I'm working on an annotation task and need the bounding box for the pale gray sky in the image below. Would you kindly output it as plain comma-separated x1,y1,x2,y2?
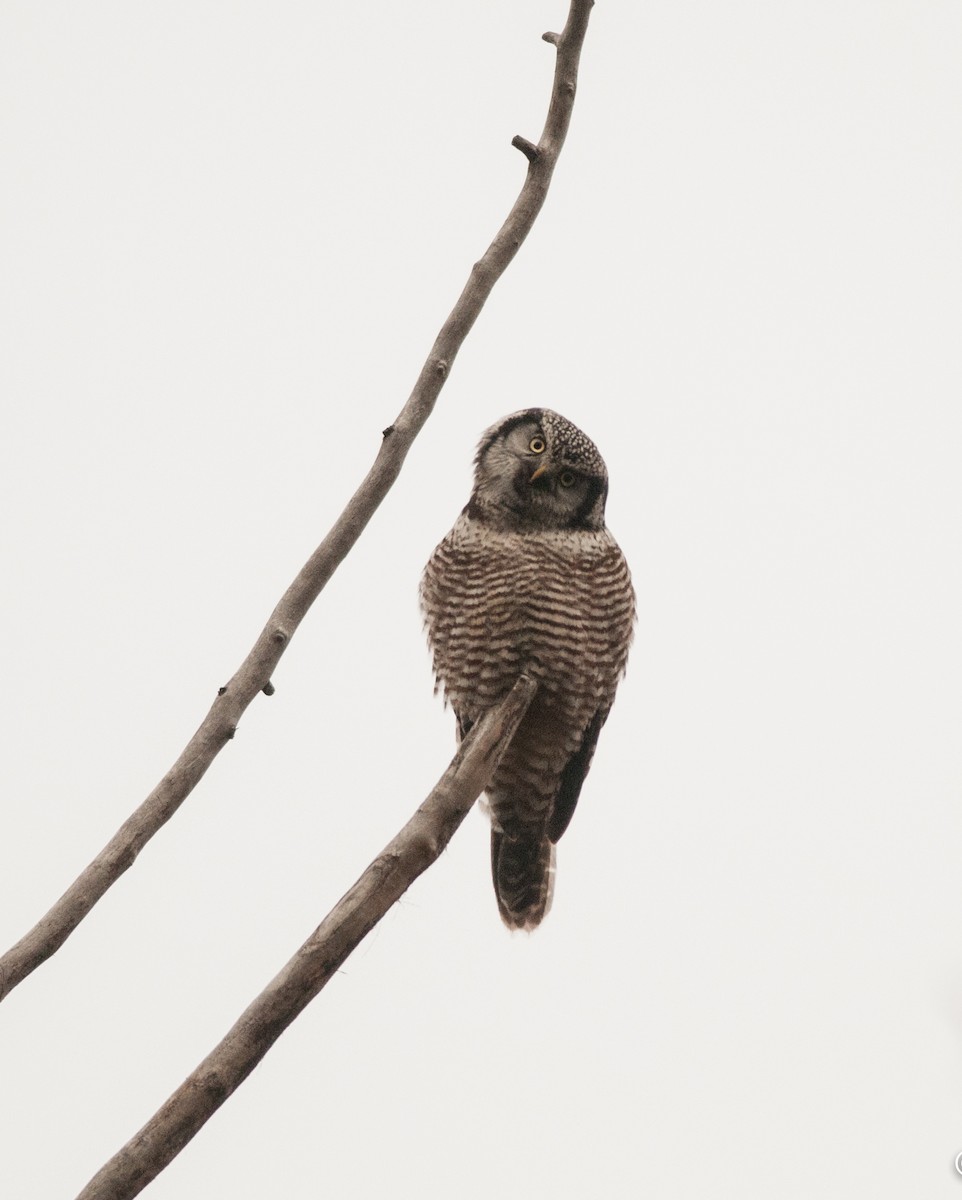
2,2,962,1197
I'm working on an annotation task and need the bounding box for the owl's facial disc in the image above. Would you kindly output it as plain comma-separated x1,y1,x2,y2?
468,409,609,531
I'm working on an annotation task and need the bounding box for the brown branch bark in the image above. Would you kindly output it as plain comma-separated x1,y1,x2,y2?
0,0,595,1003
74,676,537,1200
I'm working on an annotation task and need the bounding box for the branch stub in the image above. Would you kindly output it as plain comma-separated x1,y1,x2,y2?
511,135,540,163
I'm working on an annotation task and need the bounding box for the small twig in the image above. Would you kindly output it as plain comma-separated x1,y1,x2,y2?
512,135,540,162
0,0,595,1004
74,678,537,1200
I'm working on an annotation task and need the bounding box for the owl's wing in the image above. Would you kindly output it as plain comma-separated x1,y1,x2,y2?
546,706,609,844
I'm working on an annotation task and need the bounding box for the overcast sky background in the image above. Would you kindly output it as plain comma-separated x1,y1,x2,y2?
2,2,961,1197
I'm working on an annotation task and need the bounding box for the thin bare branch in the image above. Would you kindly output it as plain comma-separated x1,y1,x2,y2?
0,0,595,1002
74,677,537,1200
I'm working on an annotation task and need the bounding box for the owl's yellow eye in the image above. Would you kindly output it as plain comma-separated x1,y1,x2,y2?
529,436,546,454
558,470,577,488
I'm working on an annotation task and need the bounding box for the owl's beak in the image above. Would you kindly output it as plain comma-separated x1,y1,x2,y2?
529,462,550,483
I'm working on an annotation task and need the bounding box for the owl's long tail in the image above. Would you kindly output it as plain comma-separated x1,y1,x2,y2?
490,830,556,931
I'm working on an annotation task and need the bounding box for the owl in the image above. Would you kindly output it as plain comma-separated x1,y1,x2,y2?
420,409,635,929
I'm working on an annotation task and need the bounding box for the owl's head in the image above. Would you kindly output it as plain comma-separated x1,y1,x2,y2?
467,408,609,532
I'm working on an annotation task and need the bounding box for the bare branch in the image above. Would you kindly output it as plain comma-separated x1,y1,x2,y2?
74,677,537,1200
512,135,541,162
0,0,595,1002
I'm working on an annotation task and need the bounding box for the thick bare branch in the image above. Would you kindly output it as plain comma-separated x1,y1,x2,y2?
74,676,537,1200
0,0,595,1002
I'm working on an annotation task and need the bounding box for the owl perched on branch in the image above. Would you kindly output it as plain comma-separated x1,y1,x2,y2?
420,409,635,930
